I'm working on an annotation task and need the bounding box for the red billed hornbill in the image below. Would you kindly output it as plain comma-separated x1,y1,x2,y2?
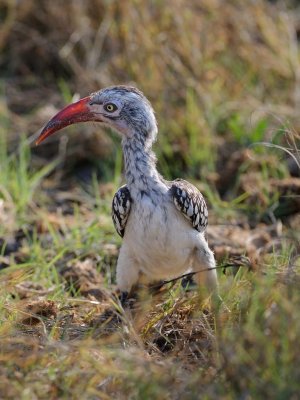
37,86,218,302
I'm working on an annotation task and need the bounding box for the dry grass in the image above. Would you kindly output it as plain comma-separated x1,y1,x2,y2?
1,0,300,177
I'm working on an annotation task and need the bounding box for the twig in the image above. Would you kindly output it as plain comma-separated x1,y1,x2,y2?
149,263,250,290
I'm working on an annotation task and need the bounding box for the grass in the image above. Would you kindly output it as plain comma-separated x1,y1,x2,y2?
0,131,299,399
0,134,58,221
0,252,299,398
0,0,300,398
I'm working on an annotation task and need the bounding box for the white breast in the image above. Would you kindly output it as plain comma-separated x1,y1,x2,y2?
123,192,199,281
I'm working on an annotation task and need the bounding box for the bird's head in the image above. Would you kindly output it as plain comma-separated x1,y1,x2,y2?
36,86,158,146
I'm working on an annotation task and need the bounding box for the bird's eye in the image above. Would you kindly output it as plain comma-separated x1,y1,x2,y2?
104,103,118,113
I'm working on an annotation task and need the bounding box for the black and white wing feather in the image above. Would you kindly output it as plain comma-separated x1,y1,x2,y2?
112,185,132,238
170,179,208,232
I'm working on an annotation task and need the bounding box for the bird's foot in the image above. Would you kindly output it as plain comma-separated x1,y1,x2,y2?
115,290,137,309
119,291,129,306
181,274,197,291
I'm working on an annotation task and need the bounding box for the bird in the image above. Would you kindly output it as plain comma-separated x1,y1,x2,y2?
36,85,218,301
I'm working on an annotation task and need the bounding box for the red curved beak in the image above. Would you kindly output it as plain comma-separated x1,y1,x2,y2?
36,96,101,145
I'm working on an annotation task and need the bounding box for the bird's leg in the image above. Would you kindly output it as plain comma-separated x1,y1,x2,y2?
113,288,137,310
118,291,129,305
181,273,197,291
191,238,218,292
191,242,224,311
116,245,140,300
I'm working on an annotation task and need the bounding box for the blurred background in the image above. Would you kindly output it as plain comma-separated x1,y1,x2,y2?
1,0,299,180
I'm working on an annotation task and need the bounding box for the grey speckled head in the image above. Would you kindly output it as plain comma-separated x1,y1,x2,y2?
89,86,158,146
36,85,158,149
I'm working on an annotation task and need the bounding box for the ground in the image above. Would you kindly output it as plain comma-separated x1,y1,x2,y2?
0,137,299,399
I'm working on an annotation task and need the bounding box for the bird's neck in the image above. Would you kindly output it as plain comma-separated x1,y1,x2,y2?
122,136,164,197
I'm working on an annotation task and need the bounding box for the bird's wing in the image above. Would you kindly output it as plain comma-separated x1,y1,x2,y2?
170,179,208,232
111,185,132,238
